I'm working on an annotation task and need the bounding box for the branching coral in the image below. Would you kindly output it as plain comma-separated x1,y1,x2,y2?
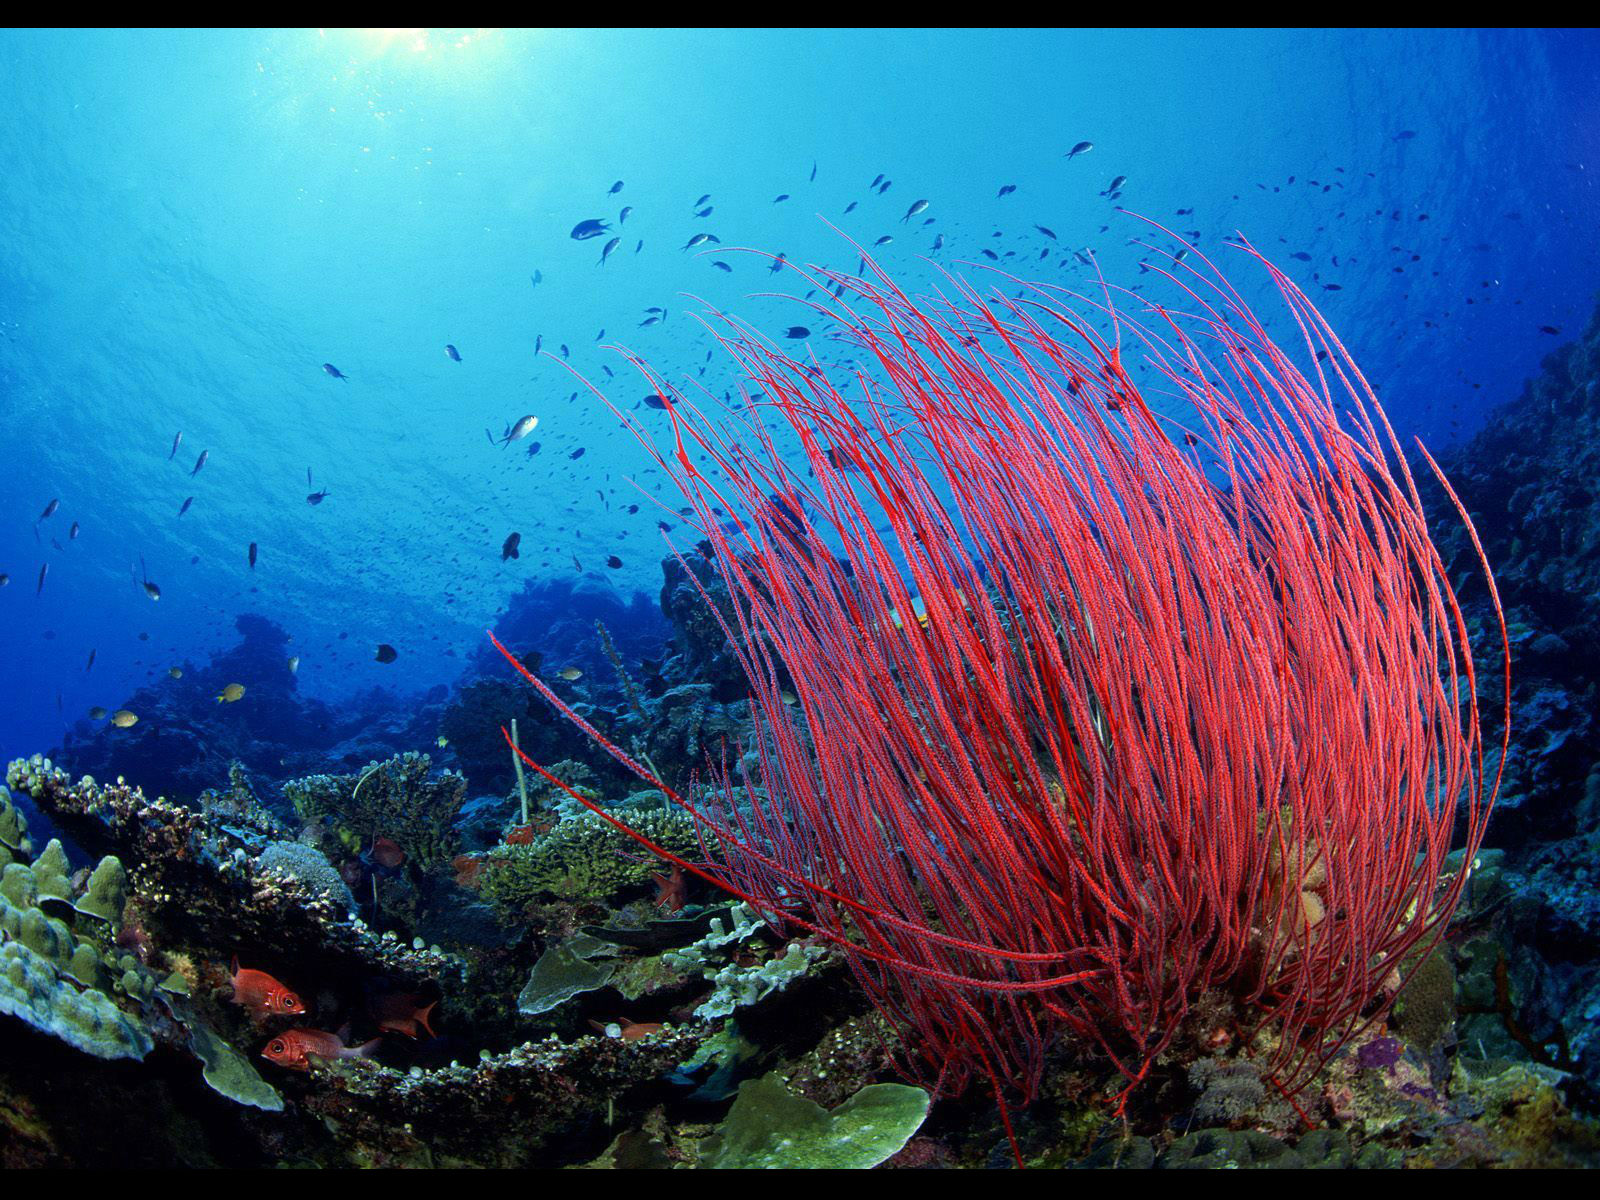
477,803,701,914
285,752,466,870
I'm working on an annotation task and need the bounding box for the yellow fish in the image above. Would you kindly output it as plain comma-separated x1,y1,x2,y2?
436,736,449,748
111,710,139,728
216,683,245,703
168,667,183,679
287,656,300,674
89,706,108,721
558,667,583,682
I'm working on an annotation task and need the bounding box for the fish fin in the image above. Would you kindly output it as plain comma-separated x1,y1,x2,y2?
417,1001,437,1040
352,1037,383,1058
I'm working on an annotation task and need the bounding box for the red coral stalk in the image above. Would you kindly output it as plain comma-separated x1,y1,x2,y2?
492,233,1509,1122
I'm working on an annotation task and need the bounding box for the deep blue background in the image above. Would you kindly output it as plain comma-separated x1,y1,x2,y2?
2,28,1596,756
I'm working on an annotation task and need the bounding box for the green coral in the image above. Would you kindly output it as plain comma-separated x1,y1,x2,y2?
0,783,31,866
175,998,284,1112
73,857,128,924
697,1072,929,1169
0,853,154,1061
517,935,619,1016
478,805,700,912
663,904,833,1019
285,751,466,869
0,940,154,1060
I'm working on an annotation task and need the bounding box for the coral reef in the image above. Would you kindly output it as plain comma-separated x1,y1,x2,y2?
53,614,444,802
1423,296,1600,1104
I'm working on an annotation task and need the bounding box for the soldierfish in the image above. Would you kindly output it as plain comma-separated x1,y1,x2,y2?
261,1028,380,1071
229,959,305,1018
367,989,437,1039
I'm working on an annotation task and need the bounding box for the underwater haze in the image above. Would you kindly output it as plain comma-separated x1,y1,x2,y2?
5,27,1600,1171
1,27,1595,749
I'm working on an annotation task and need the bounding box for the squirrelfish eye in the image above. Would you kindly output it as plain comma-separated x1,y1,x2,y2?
281,993,300,1010
269,1039,285,1055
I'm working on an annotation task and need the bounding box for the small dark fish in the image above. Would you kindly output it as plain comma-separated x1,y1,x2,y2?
248,542,258,569
179,496,194,517
997,184,1016,198
36,564,46,595
598,236,621,266
1394,130,1417,140
570,219,610,241
569,447,586,461
502,531,521,561
608,180,624,195
902,199,929,222
0,574,9,588
191,450,208,477
1106,175,1128,193
619,205,633,224
1066,141,1093,158
682,233,715,251
530,269,543,287
445,344,461,361
38,499,59,521
168,431,182,459
374,643,398,664
85,648,95,673
773,193,789,203
322,363,348,380
68,521,80,540
606,555,622,569
307,489,330,506
1539,325,1562,335
809,161,817,182
1034,224,1057,241
784,326,810,340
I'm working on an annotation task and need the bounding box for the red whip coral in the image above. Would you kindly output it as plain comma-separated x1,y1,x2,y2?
492,235,1509,1127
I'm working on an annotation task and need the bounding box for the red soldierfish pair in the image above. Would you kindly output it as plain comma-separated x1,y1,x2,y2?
261,1028,381,1071
228,959,304,1018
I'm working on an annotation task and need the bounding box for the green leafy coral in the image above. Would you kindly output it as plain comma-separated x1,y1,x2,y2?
697,1072,930,1169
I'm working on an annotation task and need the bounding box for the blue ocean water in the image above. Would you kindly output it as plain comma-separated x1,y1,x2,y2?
1,27,1595,756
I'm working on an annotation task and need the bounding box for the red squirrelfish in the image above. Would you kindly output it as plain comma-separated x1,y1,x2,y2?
368,991,437,1039
261,1028,380,1071
228,959,304,1018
